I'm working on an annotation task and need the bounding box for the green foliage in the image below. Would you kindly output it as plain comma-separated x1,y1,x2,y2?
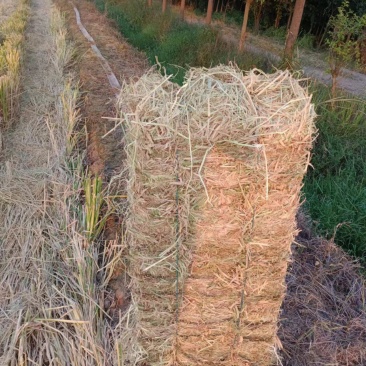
326,1,366,79
193,8,204,17
262,25,287,41
223,9,244,26
203,9,244,27
93,0,105,12
297,33,316,49
303,85,366,260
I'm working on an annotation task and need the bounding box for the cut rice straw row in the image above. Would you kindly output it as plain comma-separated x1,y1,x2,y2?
0,4,114,365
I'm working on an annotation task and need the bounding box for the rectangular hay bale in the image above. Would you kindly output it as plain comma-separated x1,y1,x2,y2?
118,66,316,366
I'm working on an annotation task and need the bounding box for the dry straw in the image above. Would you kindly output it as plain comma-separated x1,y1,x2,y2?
119,65,316,365
0,4,111,365
279,220,366,366
0,0,28,127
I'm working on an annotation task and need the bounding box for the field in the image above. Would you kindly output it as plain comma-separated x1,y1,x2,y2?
0,0,365,365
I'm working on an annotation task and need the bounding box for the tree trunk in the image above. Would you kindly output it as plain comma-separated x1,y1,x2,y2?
274,5,282,28
162,0,167,13
317,23,329,49
286,2,294,31
206,0,215,24
253,2,263,34
180,0,186,18
148,0,152,6
216,0,221,13
238,0,253,52
331,73,337,100
284,0,306,60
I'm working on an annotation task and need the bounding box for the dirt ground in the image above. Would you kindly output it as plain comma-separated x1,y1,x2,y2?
278,217,366,365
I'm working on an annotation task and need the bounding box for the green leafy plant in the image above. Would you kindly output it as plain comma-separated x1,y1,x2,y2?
326,1,366,97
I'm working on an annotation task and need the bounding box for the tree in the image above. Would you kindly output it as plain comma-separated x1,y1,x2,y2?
273,0,293,29
239,0,253,52
148,0,152,6
286,1,294,30
252,0,264,34
206,0,215,24
274,2,283,28
180,0,186,18
284,0,306,61
326,1,366,97
162,0,167,13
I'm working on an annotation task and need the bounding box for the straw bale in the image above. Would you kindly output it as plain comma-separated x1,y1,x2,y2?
119,65,316,365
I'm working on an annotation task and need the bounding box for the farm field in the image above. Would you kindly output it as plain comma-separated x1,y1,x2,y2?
0,0,365,365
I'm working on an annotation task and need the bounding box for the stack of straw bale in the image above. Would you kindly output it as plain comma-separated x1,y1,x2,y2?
119,65,316,366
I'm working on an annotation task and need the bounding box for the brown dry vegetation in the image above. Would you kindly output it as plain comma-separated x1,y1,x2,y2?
1,0,366,364
278,217,366,365
54,0,147,179
53,0,148,322
118,66,316,365
0,0,107,363
0,0,19,26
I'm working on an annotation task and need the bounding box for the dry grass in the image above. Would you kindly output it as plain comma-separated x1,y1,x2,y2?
0,0,19,26
0,0,28,127
278,216,366,366
0,3,113,365
118,65,316,365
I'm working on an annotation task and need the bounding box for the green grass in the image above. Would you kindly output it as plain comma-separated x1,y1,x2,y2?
94,0,272,84
303,85,366,260
212,9,244,26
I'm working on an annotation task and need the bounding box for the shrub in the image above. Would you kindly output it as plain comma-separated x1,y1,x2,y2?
297,33,315,49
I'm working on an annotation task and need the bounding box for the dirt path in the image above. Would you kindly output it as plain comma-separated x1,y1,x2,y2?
182,8,366,97
2,0,55,164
